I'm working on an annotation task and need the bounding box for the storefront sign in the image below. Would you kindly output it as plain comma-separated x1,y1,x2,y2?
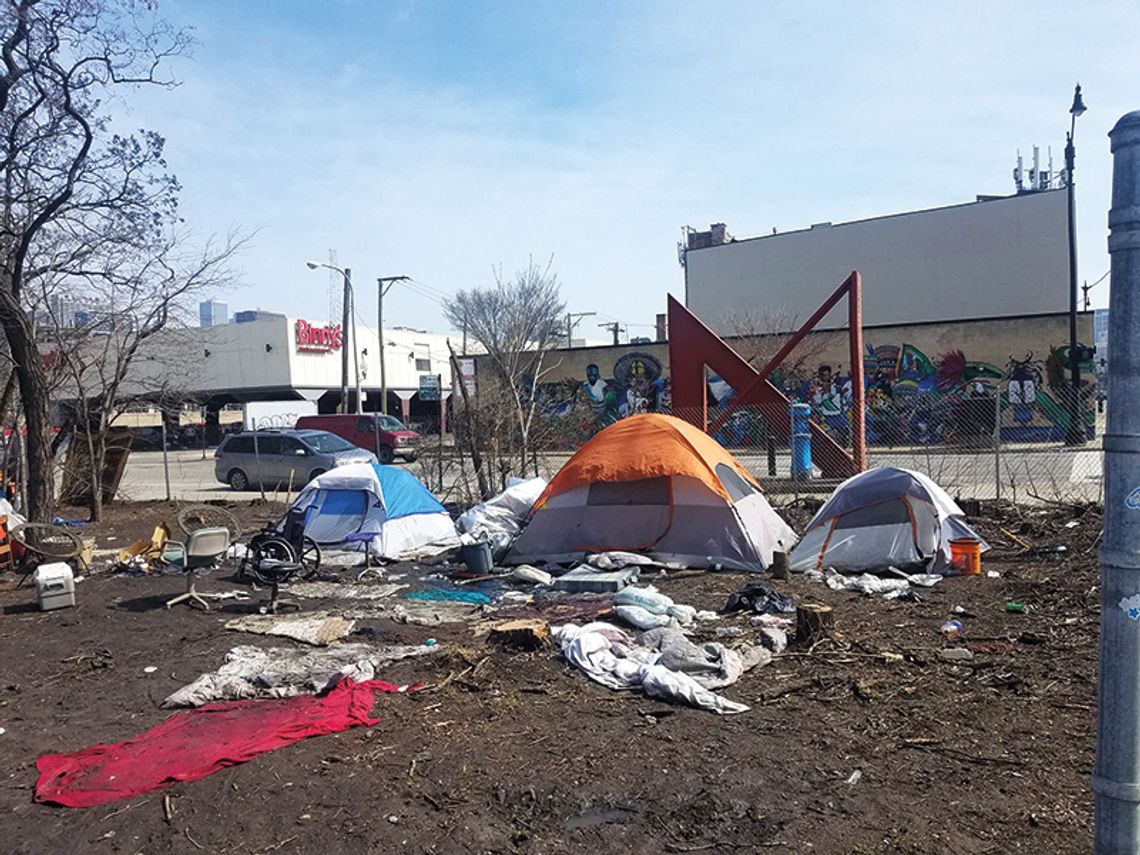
295,320,343,353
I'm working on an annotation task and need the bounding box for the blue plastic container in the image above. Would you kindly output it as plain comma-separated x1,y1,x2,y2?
791,402,813,481
461,540,494,575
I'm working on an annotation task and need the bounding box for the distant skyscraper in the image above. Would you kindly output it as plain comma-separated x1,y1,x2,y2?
199,299,229,328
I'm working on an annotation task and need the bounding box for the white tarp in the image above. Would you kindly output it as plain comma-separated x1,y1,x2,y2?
456,477,547,558
553,621,763,715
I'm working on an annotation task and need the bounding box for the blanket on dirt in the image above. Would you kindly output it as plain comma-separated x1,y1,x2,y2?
162,643,435,708
35,678,408,808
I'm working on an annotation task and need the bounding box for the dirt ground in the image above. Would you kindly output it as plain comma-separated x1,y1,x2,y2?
0,498,1101,854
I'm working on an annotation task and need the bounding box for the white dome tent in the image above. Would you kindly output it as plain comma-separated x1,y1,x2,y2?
788,467,988,575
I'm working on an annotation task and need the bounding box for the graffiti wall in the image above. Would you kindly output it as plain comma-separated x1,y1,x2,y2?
505,313,1098,447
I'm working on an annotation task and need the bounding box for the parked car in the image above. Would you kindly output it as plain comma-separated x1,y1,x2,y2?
213,429,377,491
293,414,419,465
131,426,174,451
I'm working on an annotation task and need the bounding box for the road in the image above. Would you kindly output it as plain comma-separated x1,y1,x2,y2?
117,443,1105,506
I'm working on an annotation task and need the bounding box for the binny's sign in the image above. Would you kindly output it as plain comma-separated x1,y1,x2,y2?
295,319,343,354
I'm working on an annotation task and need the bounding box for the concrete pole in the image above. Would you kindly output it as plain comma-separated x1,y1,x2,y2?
1094,109,1140,854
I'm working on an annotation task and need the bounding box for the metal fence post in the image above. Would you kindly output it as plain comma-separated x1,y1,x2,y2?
994,391,1002,502
1094,108,1140,853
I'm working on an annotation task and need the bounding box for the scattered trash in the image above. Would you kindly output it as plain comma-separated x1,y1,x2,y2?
404,588,492,605
757,627,788,654
880,652,904,663
846,769,863,786
715,626,743,637
1064,520,1081,528
986,570,1001,579
939,647,974,662
509,565,553,586
810,568,941,600
0,727,5,735
614,604,672,630
552,565,639,594
34,563,76,611
289,582,407,600
553,622,761,714
1005,601,1030,614
456,476,547,560
588,551,659,571
613,585,698,626
225,613,357,646
940,620,963,639
143,666,158,674
162,643,437,708
951,605,975,617
425,638,437,647
723,579,795,615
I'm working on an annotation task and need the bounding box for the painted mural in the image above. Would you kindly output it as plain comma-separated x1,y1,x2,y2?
534,341,1096,447
538,351,671,440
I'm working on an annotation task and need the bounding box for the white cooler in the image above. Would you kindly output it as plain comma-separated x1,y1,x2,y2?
34,562,75,611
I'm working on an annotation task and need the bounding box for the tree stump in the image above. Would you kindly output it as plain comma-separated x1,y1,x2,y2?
769,550,789,580
795,603,834,646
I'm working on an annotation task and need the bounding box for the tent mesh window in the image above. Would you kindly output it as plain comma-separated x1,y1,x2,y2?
715,463,757,502
832,498,912,529
586,476,670,506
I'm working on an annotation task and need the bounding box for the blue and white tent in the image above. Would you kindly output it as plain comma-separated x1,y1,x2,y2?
288,464,458,560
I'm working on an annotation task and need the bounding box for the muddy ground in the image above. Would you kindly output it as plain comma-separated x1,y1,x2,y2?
0,498,1101,854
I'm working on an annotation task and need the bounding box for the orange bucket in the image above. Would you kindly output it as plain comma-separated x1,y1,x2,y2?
949,538,982,575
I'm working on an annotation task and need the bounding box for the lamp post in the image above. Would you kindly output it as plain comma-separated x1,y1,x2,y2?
307,262,353,413
377,276,410,415
1065,83,1088,446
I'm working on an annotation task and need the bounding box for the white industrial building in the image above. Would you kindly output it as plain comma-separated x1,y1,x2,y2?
141,313,459,425
682,188,1070,332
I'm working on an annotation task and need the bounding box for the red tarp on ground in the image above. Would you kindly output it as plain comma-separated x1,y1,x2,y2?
34,677,408,808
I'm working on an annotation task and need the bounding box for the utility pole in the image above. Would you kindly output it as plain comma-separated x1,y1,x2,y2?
377,275,410,415
1065,83,1087,446
599,321,625,346
351,287,362,414
1094,107,1140,854
565,312,596,348
341,267,352,413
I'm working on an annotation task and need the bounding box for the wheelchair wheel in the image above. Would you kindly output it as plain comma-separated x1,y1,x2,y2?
246,536,297,585
298,537,322,578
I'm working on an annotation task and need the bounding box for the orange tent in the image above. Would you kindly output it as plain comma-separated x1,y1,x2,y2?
509,414,795,571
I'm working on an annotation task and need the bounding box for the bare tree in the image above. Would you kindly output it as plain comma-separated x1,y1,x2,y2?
0,0,191,519
720,307,839,389
42,230,243,520
444,257,565,495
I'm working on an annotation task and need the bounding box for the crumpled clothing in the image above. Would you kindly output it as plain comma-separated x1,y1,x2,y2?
813,568,942,599
638,626,770,689
553,622,757,715
723,579,795,615
162,643,435,708
36,678,410,808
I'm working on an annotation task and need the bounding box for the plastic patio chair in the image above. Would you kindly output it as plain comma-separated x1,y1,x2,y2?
164,526,232,611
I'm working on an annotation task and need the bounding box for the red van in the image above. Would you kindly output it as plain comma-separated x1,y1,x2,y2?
294,414,420,464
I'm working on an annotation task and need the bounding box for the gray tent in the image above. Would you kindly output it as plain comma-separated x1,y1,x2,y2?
789,467,987,574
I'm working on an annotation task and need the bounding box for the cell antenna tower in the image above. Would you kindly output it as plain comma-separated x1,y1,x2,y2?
328,248,341,327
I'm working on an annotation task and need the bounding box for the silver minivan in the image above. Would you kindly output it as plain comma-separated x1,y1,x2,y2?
214,429,377,491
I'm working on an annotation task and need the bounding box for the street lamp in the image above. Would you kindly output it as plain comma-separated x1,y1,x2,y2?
306,261,354,413
1064,83,1087,446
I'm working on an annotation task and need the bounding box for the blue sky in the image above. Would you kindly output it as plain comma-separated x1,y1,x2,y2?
123,0,1140,336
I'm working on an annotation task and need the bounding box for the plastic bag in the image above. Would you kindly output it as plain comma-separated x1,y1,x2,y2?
614,585,675,615
614,604,672,630
723,579,795,615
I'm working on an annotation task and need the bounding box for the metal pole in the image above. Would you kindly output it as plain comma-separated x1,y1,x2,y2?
378,278,387,415
847,270,866,471
1094,108,1140,853
438,373,444,493
160,417,171,502
1066,86,1087,446
351,287,362,414
340,268,352,414
993,389,1002,503
377,276,410,417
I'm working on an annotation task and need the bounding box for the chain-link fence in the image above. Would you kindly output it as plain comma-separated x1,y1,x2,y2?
426,378,1104,508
